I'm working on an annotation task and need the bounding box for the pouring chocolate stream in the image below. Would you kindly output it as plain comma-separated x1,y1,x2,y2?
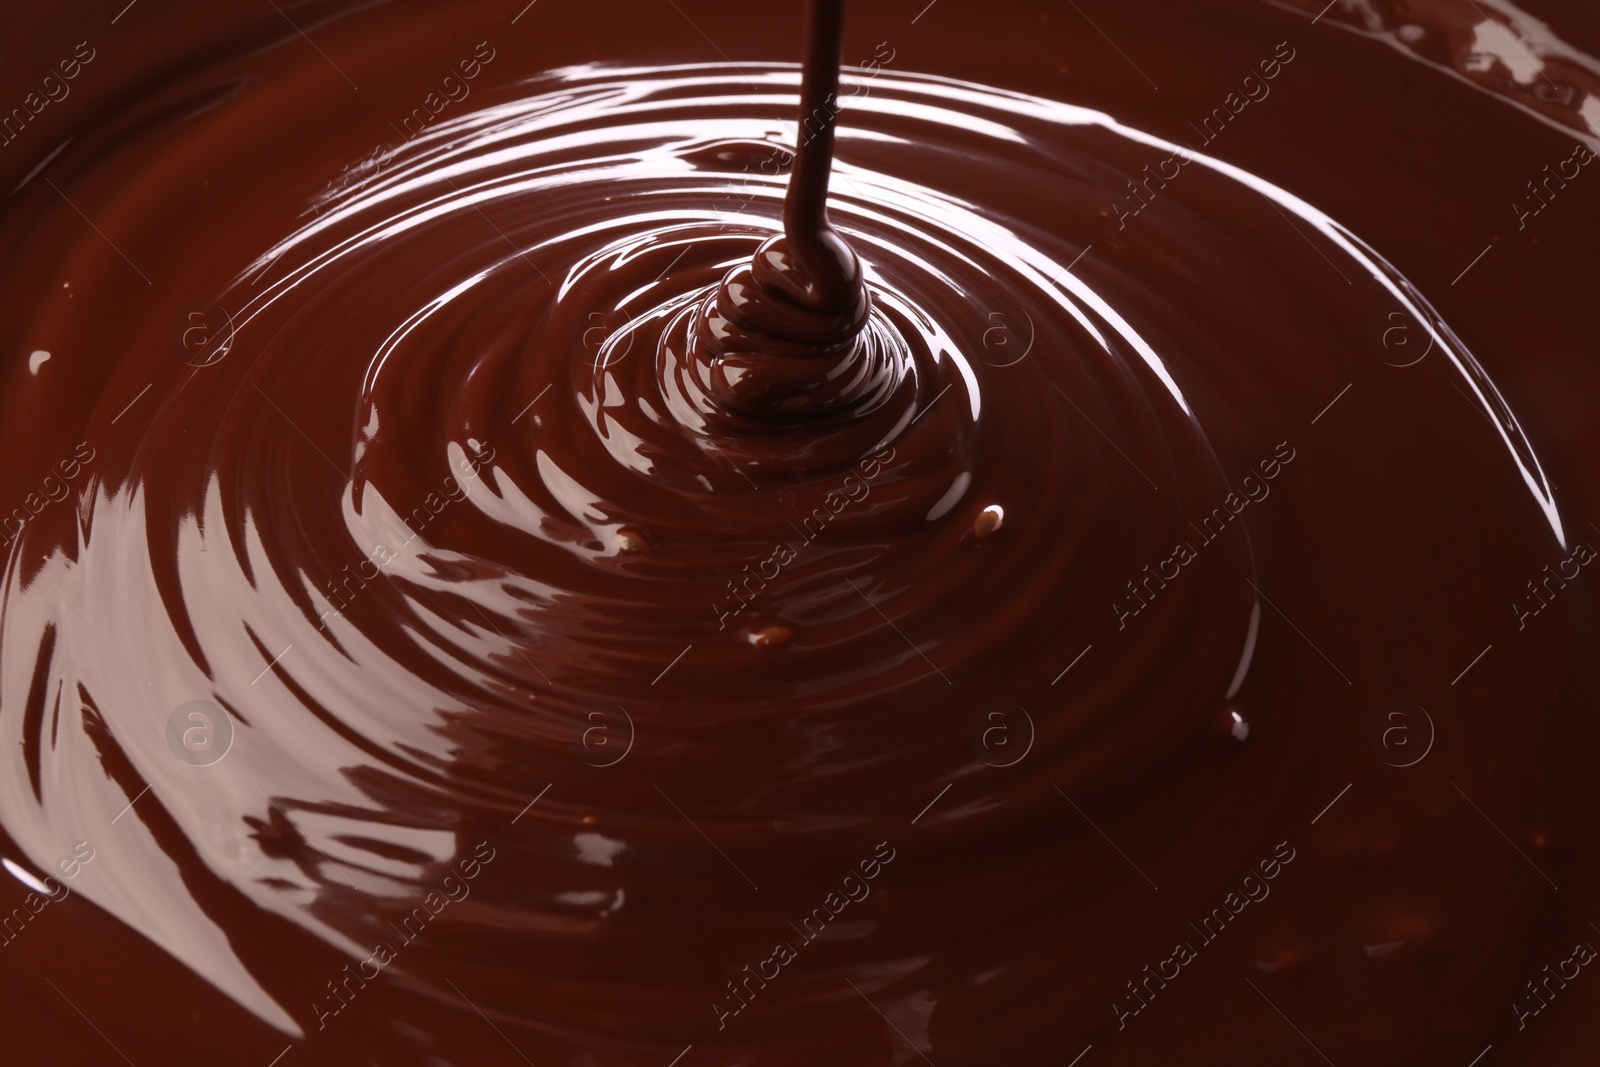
689,0,876,425
0,1,1594,1064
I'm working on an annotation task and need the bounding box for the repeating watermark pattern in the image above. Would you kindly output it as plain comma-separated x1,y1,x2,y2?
579,706,635,767
390,42,498,146
0,842,97,948
1113,442,1296,629
312,42,499,212
376,443,497,550
1513,935,1595,1030
165,699,235,767
714,840,896,1030
968,700,1034,767
731,42,896,209
4,6,1594,1063
980,309,1036,367
172,303,237,367
581,307,636,368
320,144,392,207
1,441,95,548
1513,142,1594,230
1367,700,1434,768
0,41,96,148
1512,540,1594,629
1113,840,1296,1029
1183,41,1297,144
312,841,498,1030
712,445,895,630
318,442,496,627
848,42,896,96
1366,307,1435,368
1107,41,1297,230
799,41,895,141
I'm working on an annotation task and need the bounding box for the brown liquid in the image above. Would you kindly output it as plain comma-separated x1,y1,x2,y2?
689,0,878,428
0,2,1597,1065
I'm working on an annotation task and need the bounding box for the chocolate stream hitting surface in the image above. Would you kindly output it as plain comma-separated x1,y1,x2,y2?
688,0,878,427
0,0,1596,1064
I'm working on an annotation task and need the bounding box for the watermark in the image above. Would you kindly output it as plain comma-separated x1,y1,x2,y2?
1512,540,1594,629
1366,307,1434,367
1366,700,1433,768
1,441,95,548
798,41,897,141
311,41,501,213
968,700,1034,767
848,42,897,96
1513,142,1594,230
172,303,236,367
0,841,97,948
318,443,495,627
1106,41,1297,230
713,445,894,630
581,307,636,368
731,42,897,209
376,443,496,550
980,309,1036,367
1513,936,1595,1030
714,840,896,1030
1114,840,1296,1029
320,144,393,206
1113,442,1296,629
579,707,635,767
1,41,96,148
390,42,497,146
166,699,234,767
312,841,498,1029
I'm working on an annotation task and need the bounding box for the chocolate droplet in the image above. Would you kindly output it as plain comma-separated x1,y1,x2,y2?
616,527,650,554
974,504,1005,540
1216,706,1250,742
1255,946,1304,976
750,625,795,650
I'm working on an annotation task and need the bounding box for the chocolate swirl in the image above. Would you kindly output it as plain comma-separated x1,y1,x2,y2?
687,0,877,427
0,7,1594,1066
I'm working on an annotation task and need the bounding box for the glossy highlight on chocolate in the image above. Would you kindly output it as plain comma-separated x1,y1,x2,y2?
0,1,1597,1064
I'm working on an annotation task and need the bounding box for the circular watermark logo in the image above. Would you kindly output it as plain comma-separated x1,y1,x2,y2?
173,304,236,368
1366,308,1434,368
166,699,234,767
967,700,1034,768
1367,700,1433,768
579,706,635,768
980,309,1036,368
581,308,637,369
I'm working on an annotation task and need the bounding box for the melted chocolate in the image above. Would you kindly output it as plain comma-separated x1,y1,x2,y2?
0,1,1597,1065
690,0,877,426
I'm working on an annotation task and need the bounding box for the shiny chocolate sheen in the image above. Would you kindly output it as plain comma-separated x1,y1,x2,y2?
0,1,1597,1065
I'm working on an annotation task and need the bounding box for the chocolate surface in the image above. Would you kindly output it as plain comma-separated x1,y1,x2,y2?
0,2,1597,1065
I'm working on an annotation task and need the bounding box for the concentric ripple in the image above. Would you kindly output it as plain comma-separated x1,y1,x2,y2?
0,57,1585,1066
